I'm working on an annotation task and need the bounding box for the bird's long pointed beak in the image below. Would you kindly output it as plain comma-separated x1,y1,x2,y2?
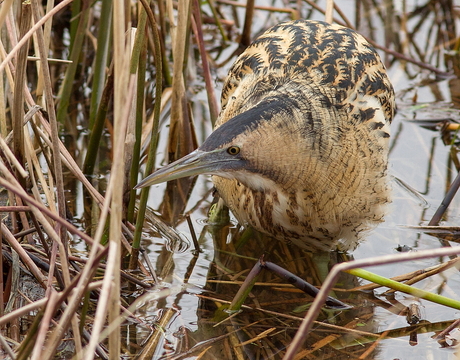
134,149,231,189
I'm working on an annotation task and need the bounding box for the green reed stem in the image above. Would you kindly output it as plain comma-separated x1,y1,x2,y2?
89,0,112,129
345,268,460,310
83,68,114,177
130,0,164,269
127,8,148,224
207,0,228,43
56,1,90,124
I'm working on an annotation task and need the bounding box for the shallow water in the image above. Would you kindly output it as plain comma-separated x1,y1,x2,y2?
126,88,460,359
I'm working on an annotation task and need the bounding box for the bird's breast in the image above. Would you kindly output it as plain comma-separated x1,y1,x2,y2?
212,170,390,252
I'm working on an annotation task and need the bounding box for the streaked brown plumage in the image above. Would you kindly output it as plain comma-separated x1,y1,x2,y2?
136,20,395,251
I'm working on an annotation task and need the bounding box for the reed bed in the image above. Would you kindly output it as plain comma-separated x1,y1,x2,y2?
0,0,459,359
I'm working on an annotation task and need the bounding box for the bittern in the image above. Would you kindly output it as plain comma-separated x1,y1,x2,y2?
136,20,395,251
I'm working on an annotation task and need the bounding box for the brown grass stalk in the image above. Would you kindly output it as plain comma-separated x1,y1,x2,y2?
325,0,334,24
168,0,193,162
30,290,59,360
11,2,31,181
0,174,101,250
240,0,255,47
191,0,219,125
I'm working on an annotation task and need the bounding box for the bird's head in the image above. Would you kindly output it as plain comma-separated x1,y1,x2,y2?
135,96,301,191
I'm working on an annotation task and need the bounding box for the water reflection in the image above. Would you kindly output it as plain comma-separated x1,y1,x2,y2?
195,222,376,359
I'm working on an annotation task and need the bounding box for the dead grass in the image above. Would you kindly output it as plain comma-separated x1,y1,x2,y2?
0,0,459,359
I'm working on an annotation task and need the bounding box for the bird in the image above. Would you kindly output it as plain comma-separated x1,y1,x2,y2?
135,19,395,252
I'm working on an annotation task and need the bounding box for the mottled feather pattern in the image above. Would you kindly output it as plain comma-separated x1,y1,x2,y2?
219,20,394,126
211,20,395,251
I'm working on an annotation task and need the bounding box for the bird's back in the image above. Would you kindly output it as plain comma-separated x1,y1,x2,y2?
212,20,395,251
220,20,394,124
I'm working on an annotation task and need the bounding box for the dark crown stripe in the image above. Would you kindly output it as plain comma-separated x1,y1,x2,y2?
201,96,294,151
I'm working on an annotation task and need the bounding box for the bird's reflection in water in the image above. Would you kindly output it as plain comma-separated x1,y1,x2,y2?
187,207,382,360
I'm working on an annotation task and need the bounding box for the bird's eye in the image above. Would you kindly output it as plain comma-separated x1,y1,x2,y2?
227,146,240,155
